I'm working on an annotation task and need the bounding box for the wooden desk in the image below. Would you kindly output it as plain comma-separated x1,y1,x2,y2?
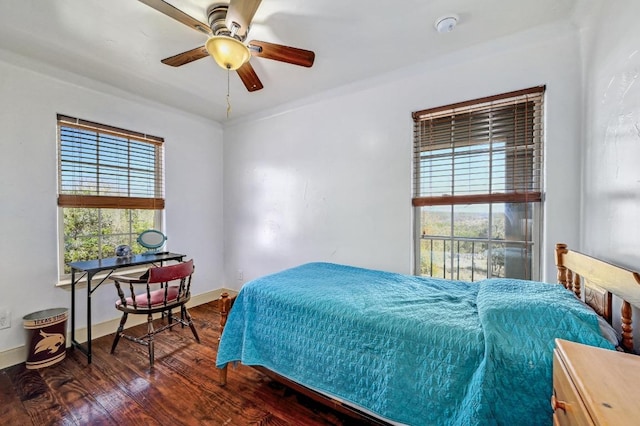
68,252,185,363
552,338,640,425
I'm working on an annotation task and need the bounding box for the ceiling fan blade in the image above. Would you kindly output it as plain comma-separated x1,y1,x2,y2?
161,46,209,67
138,0,212,36
248,40,315,68
226,0,262,39
236,62,264,92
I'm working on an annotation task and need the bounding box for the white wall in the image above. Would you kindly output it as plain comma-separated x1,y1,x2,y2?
581,0,640,263
0,49,224,355
223,23,585,288
581,0,640,336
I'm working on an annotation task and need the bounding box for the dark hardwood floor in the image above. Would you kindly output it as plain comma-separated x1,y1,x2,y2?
0,302,374,426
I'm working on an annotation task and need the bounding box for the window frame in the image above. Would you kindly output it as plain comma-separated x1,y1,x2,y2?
56,115,165,279
412,87,545,281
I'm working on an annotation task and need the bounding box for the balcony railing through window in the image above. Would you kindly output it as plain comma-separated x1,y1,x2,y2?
418,236,533,281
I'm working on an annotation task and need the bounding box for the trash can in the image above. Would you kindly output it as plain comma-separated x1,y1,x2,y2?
23,308,68,369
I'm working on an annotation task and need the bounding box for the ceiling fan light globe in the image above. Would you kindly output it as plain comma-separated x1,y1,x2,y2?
205,36,251,70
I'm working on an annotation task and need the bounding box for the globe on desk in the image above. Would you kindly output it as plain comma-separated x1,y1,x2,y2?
115,245,132,257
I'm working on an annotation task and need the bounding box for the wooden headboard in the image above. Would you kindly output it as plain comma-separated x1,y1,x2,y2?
555,243,640,352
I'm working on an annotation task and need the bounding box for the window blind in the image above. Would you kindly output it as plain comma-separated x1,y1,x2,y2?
57,114,165,210
412,86,544,206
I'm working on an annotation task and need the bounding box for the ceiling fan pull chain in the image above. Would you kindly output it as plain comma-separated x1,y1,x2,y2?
226,67,232,118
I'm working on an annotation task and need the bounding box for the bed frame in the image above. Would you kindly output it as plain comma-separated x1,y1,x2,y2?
216,242,640,422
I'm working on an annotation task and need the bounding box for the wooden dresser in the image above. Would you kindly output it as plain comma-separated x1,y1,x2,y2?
552,339,640,425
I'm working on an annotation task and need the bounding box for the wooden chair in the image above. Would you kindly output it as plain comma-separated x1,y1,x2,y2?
110,259,200,367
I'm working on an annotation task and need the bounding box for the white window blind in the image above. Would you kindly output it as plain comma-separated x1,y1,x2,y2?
57,114,164,210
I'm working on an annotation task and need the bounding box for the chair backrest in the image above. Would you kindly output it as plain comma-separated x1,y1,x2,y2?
148,259,194,284
113,259,195,312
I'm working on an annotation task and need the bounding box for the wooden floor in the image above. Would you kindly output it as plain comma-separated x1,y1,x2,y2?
0,302,375,426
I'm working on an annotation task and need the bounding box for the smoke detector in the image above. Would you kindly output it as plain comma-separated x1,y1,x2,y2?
435,15,458,33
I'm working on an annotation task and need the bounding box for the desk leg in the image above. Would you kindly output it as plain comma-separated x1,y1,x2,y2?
71,269,76,349
86,271,94,364
70,269,92,362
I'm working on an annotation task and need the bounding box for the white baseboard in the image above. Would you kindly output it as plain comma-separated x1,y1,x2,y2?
0,288,238,370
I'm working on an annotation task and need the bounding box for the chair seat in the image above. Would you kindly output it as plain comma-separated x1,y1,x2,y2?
116,286,180,309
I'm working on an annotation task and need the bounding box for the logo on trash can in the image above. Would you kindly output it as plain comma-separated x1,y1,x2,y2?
34,330,65,355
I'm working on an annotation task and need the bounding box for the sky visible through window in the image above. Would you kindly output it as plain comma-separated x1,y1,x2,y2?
419,141,506,214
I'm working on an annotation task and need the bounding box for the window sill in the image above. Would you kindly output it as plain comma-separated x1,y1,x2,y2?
56,266,149,288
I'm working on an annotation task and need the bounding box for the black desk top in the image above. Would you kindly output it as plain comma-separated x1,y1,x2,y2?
68,252,185,273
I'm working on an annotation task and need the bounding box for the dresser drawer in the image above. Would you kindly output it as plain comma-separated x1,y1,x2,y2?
552,351,593,426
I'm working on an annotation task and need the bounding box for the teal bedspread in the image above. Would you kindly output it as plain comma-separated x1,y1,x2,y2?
216,263,613,425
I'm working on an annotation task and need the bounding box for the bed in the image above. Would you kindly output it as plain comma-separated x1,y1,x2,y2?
215,243,640,425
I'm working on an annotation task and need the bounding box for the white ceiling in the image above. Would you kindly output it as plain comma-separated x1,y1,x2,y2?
0,0,594,123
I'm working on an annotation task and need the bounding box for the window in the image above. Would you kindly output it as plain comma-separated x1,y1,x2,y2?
57,114,164,275
412,87,544,281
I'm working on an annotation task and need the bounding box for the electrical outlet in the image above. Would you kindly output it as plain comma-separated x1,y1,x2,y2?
237,269,244,281
0,309,10,329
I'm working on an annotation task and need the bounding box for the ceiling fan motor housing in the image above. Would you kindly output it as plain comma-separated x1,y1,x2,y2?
207,4,247,41
207,5,229,35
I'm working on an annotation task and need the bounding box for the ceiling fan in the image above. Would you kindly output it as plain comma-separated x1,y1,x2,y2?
139,0,315,92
